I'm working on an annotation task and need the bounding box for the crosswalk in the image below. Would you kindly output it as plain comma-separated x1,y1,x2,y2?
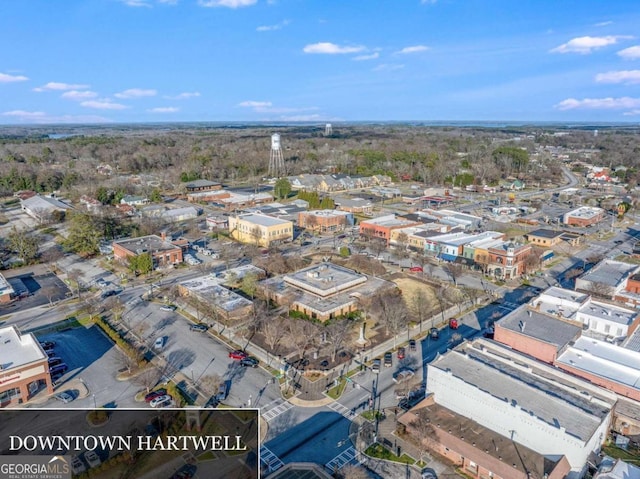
325,446,362,473
327,401,357,420
261,399,294,422
260,446,284,474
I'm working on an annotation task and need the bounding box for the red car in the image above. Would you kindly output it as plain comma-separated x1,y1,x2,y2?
397,347,406,360
144,388,167,403
228,350,248,360
409,266,423,272
449,318,459,329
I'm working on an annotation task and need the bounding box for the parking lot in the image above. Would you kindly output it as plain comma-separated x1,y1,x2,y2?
0,270,70,315
35,325,140,409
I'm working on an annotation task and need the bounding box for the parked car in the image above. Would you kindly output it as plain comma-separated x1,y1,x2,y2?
240,357,259,368
48,357,64,367
144,388,167,403
483,327,495,339
149,394,172,408
154,337,166,350
409,339,416,351
171,464,197,479
449,318,459,329
204,396,219,408
190,323,208,332
430,327,440,340
155,397,174,408
421,468,438,479
228,350,248,360
409,266,423,272
397,347,406,360
160,305,177,312
392,368,415,383
96,278,108,289
371,359,381,373
84,450,101,468
383,352,392,367
71,456,86,475
39,340,55,350
216,382,228,401
49,364,68,375
55,391,75,403
46,350,57,358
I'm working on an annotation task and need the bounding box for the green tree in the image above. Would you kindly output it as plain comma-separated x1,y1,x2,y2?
128,253,153,275
63,212,101,256
240,272,259,299
274,178,292,200
7,227,39,263
149,188,162,203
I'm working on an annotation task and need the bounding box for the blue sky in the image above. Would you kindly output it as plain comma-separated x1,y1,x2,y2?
1,0,640,124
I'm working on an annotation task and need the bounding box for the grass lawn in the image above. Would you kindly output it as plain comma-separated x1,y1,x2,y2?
364,443,415,465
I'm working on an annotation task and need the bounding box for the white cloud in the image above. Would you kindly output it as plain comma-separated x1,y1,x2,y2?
421,0,437,4
353,52,379,61
1,110,110,124
0,73,29,83
238,101,272,108
550,35,632,54
164,91,201,100
595,21,613,27
121,0,152,6
555,96,640,110
80,99,129,110
148,107,179,113
595,70,640,85
618,46,640,59
61,90,98,100
623,110,640,116
396,45,429,54
303,42,365,54
33,82,89,92
114,88,157,99
2,110,46,119
198,0,257,7
257,19,289,32
372,63,405,72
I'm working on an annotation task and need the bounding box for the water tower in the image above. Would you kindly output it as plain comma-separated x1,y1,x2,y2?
268,133,285,177
324,123,333,136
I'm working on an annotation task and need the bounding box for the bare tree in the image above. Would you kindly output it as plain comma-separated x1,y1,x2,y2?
368,238,387,259
443,262,464,286
324,319,353,362
105,296,125,322
373,290,408,348
285,318,319,362
409,289,430,332
409,411,437,464
262,317,284,352
337,464,369,479
199,374,223,395
134,367,162,393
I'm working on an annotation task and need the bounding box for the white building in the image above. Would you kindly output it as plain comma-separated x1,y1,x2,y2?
427,339,616,478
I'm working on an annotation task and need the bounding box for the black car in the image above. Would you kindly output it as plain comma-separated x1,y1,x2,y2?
39,341,55,350
383,352,392,367
430,327,440,340
189,323,208,332
204,396,220,408
240,357,259,368
48,357,64,367
409,339,417,351
49,364,68,375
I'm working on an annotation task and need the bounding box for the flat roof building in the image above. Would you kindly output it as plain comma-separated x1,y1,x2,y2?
0,273,14,304
113,234,183,268
228,213,293,247
427,339,616,477
0,326,53,407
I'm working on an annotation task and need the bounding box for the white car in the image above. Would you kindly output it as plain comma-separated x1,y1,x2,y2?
150,394,172,408
160,305,176,312
154,337,166,350
55,391,75,403
392,368,415,383
84,450,101,468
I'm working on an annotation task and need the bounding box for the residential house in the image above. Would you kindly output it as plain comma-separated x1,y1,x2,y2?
120,195,149,207
21,195,71,223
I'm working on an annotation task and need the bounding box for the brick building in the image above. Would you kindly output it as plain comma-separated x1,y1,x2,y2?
563,206,605,227
486,241,532,280
297,210,353,233
113,234,183,268
358,214,421,245
0,326,54,407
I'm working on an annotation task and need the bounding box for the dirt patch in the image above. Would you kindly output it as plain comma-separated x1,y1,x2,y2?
392,276,440,305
